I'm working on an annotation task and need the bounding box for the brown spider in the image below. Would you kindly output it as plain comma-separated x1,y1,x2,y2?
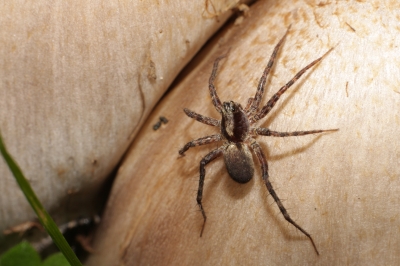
179,27,338,255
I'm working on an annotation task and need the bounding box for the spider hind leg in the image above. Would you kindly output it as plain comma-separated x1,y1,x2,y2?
251,141,320,255
197,147,223,236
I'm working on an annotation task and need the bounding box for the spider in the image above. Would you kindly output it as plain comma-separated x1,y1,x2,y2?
179,27,338,255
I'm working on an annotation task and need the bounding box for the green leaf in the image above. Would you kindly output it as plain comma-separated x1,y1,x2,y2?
0,131,82,266
41,253,69,266
0,242,70,266
0,241,41,266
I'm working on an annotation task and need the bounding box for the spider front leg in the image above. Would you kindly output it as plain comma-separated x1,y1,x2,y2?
179,134,222,155
245,97,254,110
197,147,224,237
251,141,320,255
244,97,255,116
183,108,220,127
250,47,334,124
209,53,230,113
254,128,339,137
247,25,291,115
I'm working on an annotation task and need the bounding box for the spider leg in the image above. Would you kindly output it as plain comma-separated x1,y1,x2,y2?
209,53,229,113
183,108,220,127
179,134,222,155
254,128,339,137
251,141,320,255
250,47,334,124
244,97,255,115
197,147,224,237
248,25,291,115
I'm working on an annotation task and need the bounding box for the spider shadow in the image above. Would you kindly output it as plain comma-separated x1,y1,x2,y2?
264,133,327,161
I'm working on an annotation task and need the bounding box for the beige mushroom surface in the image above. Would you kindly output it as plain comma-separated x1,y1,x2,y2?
0,1,235,238
86,1,400,265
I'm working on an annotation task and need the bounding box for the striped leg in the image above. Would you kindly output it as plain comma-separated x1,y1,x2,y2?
183,108,220,127
209,53,229,113
251,141,319,255
254,128,339,137
197,147,224,236
179,134,222,156
244,97,255,116
248,25,291,115
250,47,333,124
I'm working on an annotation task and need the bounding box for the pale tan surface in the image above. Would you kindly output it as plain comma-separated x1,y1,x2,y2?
0,1,234,234
86,0,400,265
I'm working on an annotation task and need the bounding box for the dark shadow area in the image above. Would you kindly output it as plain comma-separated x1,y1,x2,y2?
264,133,328,162
0,162,118,261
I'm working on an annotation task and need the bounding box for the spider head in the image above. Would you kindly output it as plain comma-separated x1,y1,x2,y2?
221,101,249,142
222,101,241,114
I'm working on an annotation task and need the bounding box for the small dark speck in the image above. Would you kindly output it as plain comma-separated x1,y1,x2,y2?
153,116,169,130
160,116,169,124
153,120,162,130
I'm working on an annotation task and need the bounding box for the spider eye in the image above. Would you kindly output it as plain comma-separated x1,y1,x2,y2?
223,101,239,113
223,102,232,112
229,102,236,112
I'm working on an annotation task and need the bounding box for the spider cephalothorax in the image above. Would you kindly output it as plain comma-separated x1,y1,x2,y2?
179,27,337,255
221,101,250,142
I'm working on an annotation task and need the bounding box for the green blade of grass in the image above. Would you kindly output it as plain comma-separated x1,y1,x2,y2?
0,131,82,266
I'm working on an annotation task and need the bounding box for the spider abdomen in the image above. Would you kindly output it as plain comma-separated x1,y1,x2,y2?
223,143,254,183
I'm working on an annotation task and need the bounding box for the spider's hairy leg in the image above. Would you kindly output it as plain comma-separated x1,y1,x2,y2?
183,108,220,127
179,134,222,156
251,141,320,255
244,97,254,115
209,51,230,113
197,147,224,237
250,47,334,124
254,128,339,137
248,25,291,115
